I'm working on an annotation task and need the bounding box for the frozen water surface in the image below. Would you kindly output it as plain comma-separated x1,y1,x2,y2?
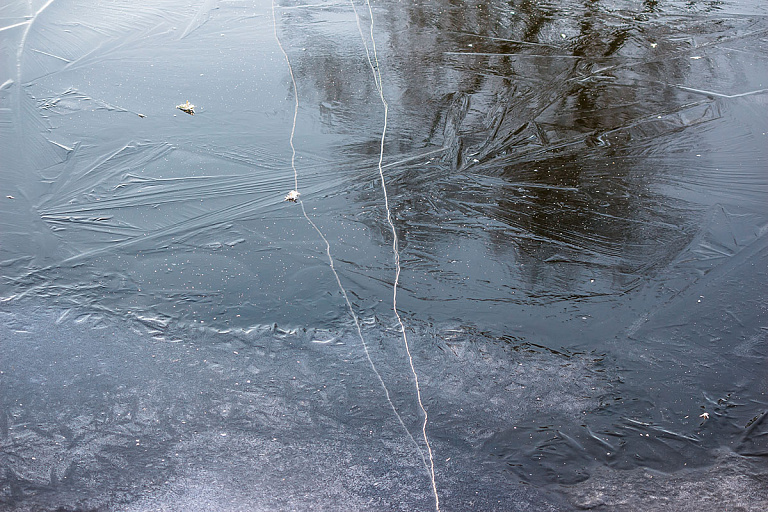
1,0,767,510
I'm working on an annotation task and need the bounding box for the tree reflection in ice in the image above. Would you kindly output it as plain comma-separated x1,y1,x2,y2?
1,0,767,510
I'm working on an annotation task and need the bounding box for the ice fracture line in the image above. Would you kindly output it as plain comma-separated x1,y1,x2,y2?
351,1,440,510
270,0,424,463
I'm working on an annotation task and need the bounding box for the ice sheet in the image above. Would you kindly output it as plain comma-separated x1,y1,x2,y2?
2,0,767,510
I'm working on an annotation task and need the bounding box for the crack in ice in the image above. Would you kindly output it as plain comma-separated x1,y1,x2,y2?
270,0,431,491
351,1,440,510
17,0,57,85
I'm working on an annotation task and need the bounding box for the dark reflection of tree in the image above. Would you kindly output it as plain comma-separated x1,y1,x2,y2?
276,7,389,159
643,0,660,12
377,0,727,299
287,0,735,300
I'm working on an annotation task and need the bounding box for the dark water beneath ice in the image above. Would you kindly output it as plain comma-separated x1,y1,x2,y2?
1,0,767,510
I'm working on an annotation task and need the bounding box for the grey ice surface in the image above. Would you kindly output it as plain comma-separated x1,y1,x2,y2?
1,303,579,511
2,302,767,511
2,0,768,510
565,451,768,511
